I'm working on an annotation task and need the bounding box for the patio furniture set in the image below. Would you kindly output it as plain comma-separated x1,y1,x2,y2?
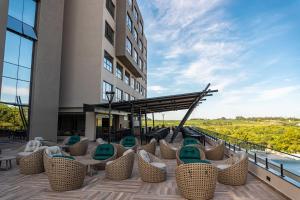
12,134,248,200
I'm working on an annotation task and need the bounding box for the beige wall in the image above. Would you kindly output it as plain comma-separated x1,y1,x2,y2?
0,0,8,94
59,0,104,108
29,0,65,141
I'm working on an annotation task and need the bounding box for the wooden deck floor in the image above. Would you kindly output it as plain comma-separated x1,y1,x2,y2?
0,136,289,200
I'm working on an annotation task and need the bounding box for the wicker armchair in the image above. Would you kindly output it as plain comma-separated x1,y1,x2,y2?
46,157,86,192
105,150,135,180
159,139,178,159
19,148,45,175
140,139,157,155
120,136,139,151
176,163,218,200
91,144,117,170
205,140,225,160
213,151,248,185
137,150,166,183
176,145,206,165
68,138,89,156
115,144,126,158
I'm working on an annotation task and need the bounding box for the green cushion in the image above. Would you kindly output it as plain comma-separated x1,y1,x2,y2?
179,146,201,160
93,144,114,160
67,135,80,145
121,136,136,147
181,158,211,164
52,155,75,160
183,137,200,146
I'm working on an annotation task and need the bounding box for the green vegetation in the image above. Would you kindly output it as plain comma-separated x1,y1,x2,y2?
146,117,300,154
0,103,25,130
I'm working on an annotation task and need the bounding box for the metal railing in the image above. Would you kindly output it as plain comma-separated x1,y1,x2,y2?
190,126,300,187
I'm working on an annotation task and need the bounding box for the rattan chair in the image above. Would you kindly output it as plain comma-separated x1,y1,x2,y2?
159,139,178,159
105,150,135,180
68,138,89,156
137,150,166,183
205,140,225,160
140,139,157,155
214,151,248,185
119,137,139,151
46,157,86,192
19,148,45,175
175,163,218,200
176,145,206,165
91,144,117,170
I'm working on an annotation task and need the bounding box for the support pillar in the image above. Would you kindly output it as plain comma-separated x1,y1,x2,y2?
139,109,143,145
152,113,155,128
85,112,96,141
130,104,134,135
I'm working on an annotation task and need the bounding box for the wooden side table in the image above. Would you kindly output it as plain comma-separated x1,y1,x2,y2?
77,157,102,176
0,156,16,170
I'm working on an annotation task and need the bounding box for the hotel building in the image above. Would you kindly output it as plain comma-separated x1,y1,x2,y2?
0,0,147,141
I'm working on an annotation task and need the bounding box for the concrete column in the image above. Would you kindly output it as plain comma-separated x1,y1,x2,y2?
0,0,8,94
85,112,96,141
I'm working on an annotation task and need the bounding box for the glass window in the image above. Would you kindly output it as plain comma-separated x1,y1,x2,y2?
7,16,22,34
17,80,30,104
138,39,143,51
130,96,135,101
136,81,140,92
8,0,23,22
23,23,37,39
105,21,114,45
106,0,115,19
126,37,132,55
102,81,113,100
4,31,20,65
126,13,132,32
133,28,138,41
125,71,130,85
133,49,138,63
124,92,129,101
2,62,18,79
103,51,113,72
116,88,123,102
18,66,31,81
19,37,33,68
0,77,17,103
133,7,138,21
23,0,37,27
131,77,135,89
116,64,123,80
127,0,132,8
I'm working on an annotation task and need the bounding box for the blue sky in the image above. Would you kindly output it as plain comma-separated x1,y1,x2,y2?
137,0,300,120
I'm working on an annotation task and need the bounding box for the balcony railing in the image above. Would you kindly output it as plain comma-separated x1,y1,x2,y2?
190,126,300,188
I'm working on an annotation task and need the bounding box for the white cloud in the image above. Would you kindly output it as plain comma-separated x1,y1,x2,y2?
258,86,300,101
148,85,167,93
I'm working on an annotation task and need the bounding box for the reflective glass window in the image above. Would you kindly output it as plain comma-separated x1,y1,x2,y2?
23,0,37,27
18,66,31,81
8,0,23,21
4,31,20,65
2,62,18,79
19,37,33,68
0,77,17,103
17,80,30,104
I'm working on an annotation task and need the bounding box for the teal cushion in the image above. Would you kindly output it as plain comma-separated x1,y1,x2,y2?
67,135,80,145
179,146,201,160
181,158,211,164
183,137,199,146
121,136,136,147
52,155,75,160
93,144,114,160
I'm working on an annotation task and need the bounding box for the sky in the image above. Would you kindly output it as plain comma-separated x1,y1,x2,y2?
137,0,300,120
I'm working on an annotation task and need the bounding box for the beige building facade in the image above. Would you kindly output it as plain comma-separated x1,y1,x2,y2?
0,0,147,141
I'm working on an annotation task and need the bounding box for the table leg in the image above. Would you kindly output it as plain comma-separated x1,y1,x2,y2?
87,165,92,176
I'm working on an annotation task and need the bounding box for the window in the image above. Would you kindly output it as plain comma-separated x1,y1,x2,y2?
116,64,123,80
126,13,132,32
103,51,113,72
127,0,132,8
130,96,135,101
124,92,129,101
1,31,33,104
133,49,138,63
140,86,144,95
138,57,142,69
106,0,115,18
126,37,132,55
133,7,138,21
136,81,140,92
102,81,113,100
105,21,114,45
138,39,143,51
133,28,138,41
139,21,143,34
116,88,123,102
125,71,130,85
131,77,135,89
